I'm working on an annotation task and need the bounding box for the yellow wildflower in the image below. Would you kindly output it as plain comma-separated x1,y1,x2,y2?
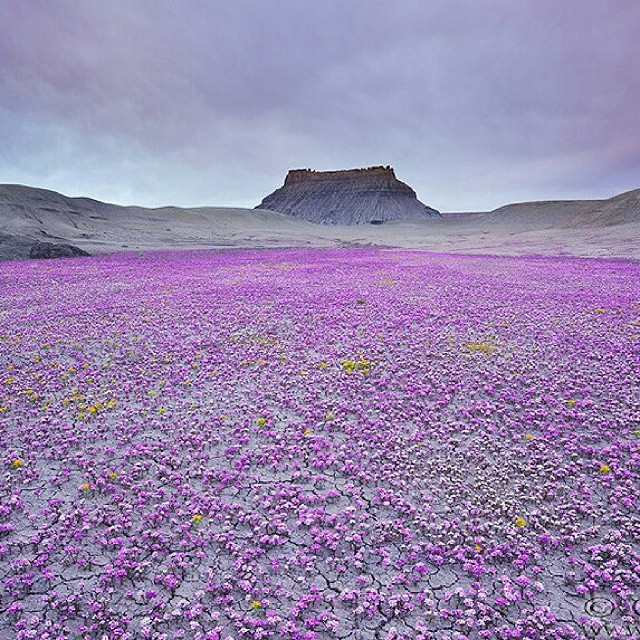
524,434,533,441
257,417,266,427
599,464,610,474
514,517,527,528
465,342,496,354
192,514,203,524
342,360,356,374
11,458,24,469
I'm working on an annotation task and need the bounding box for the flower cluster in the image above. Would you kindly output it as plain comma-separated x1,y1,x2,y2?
0,248,638,639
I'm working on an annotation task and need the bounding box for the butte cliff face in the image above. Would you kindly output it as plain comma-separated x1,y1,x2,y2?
256,166,441,225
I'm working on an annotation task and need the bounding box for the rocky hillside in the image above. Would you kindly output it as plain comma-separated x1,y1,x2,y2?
562,188,640,228
0,184,322,261
256,166,441,225
0,181,638,261
472,189,640,230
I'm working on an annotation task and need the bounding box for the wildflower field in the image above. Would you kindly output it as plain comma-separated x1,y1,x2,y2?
0,248,639,640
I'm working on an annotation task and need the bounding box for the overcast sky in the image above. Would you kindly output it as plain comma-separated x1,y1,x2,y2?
0,0,638,212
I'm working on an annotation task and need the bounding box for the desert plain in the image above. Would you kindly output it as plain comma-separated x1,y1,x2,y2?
1,234,639,639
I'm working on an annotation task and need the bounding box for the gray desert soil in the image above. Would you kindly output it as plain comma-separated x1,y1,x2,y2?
0,184,638,261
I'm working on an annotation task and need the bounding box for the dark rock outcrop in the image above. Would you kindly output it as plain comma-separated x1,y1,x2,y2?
256,166,441,225
0,232,34,261
29,241,90,259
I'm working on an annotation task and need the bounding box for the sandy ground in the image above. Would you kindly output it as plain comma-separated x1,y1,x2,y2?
30,214,640,261
72,217,640,261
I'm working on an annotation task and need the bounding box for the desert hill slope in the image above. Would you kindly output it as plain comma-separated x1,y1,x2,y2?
563,188,640,228
0,183,638,260
470,189,640,230
0,184,324,260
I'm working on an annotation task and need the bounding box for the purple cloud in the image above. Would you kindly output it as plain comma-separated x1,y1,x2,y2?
0,0,638,210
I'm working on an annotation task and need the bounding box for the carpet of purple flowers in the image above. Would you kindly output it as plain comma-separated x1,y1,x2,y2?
1,248,639,640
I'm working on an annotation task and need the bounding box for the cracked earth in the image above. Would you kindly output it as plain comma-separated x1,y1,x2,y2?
1,248,639,639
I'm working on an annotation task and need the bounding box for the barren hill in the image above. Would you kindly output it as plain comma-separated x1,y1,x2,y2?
0,182,638,261
470,189,640,230
256,166,441,225
0,184,321,261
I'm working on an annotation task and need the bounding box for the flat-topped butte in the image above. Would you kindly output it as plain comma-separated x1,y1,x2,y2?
258,166,441,225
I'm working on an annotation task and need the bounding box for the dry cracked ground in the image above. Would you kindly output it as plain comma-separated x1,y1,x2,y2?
0,248,639,640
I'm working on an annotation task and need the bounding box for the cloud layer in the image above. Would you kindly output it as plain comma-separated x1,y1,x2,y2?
1,0,638,210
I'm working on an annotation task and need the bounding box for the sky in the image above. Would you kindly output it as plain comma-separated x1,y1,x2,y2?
0,0,638,212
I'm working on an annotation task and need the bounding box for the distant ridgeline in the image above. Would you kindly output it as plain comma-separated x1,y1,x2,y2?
257,166,441,225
